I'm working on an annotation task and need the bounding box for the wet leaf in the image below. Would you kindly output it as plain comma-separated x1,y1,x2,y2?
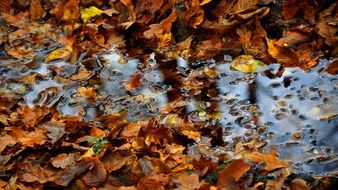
217,159,250,186
267,39,300,66
44,48,72,63
246,151,289,171
231,55,267,73
80,6,103,23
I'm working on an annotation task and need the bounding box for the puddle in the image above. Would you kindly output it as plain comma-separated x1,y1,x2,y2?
0,51,337,175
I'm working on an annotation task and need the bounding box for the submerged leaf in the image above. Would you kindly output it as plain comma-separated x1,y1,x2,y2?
231,55,266,73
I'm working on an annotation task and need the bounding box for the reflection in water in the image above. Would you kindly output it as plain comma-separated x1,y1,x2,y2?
0,51,337,175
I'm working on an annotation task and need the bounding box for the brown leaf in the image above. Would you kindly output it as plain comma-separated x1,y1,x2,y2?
0,134,16,152
137,174,170,190
136,0,164,16
54,161,93,186
10,127,48,147
326,59,338,75
50,153,77,169
44,121,66,144
81,162,107,187
195,36,222,59
267,39,300,66
232,0,259,13
172,172,202,190
29,0,46,21
316,2,338,56
217,159,250,187
236,17,269,59
246,150,289,171
276,31,310,48
143,11,177,39
182,6,205,28
77,87,97,98
102,151,134,172
123,72,143,91
17,106,50,128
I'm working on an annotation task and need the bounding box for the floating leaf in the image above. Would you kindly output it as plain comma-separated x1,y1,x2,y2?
231,55,267,73
80,6,103,23
44,48,72,63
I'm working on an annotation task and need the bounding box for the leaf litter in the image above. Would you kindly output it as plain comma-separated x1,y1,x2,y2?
0,0,338,189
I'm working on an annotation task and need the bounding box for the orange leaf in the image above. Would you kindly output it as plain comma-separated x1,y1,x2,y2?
29,0,46,21
267,39,300,66
246,150,289,171
217,159,250,187
143,11,177,39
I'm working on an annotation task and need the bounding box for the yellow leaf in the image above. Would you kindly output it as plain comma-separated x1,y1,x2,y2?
80,6,103,23
79,148,95,160
231,55,266,73
44,48,71,63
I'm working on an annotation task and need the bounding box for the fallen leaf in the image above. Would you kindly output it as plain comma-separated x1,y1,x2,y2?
267,39,300,66
77,87,97,98
29,0,46,21
44,48,72,63
54,161,93,186
18,106,50,128
0,134,16,152
44,121,66,144
80,6,103,23
10,127,48,147
50,153,77,169
218,159,250,187
246,151,289,171
62,0,79,21
81,162,107,187
137,174,170,190
123,73,143,91
326,59,338,75
231,55,267,73
172,172,202,190
143,11,177,39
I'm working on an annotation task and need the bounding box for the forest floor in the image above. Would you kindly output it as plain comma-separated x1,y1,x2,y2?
0,0,337,189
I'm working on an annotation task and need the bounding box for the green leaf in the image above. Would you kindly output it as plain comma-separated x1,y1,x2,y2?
86,137,100,143
80,6,103,23
92,143,102,153
231,55,267,73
